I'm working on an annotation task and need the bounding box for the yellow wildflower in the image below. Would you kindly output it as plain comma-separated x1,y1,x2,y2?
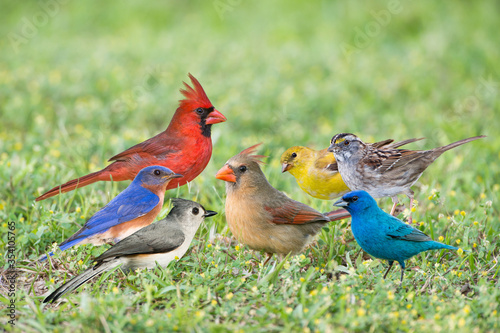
357,308,366,316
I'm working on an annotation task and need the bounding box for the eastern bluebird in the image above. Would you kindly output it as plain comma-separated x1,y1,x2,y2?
40,165,182,261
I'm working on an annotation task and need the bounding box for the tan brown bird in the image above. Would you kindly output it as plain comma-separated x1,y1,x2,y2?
215,144,350,264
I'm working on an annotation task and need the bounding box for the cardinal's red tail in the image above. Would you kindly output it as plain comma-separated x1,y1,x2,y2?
35,170,111,201
324,208,351,222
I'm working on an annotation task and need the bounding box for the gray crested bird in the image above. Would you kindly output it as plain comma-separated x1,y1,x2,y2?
44,198,216,303
328,133,486,223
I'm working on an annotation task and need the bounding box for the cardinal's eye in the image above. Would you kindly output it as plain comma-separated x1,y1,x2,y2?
291,152,297,158
154,170,161,176
239,165,247,172
192,207,199,215
352,196,358,202
195,108,204,115
344,140,350,146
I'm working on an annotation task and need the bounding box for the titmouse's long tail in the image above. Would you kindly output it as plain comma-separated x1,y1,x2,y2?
43,259,122,303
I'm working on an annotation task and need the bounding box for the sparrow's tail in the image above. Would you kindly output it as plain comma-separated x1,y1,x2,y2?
38,237,83,262
35,169,112,201
43,259,122,303
435,135,486,154
389,137,425,149
324,208,351,222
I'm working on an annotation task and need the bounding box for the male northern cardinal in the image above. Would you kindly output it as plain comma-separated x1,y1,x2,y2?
215,144,351,264
36,74,226,201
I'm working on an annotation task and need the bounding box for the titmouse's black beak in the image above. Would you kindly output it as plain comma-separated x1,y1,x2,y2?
203,210,217,218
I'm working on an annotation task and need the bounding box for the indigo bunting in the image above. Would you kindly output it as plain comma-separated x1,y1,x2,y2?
334,190,459,283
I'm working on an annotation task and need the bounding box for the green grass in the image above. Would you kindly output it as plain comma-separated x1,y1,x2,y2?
1,0,499,332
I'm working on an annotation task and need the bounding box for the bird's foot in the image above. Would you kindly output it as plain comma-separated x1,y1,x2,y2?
392,204,406,217
263,253,273,266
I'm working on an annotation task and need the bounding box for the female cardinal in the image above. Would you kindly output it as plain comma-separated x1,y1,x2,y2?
215,144,350,264
36,74,226,201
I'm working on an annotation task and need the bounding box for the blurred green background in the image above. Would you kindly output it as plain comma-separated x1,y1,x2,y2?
0,0,498,332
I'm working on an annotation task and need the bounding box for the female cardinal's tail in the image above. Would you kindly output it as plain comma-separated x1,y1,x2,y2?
324,208,351,222
35,170,112,201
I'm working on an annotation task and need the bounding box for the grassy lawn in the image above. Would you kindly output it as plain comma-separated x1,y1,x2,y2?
1,0,499,331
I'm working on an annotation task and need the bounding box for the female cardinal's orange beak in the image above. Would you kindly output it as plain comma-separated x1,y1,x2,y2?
206,109,227,125
215,164,236,182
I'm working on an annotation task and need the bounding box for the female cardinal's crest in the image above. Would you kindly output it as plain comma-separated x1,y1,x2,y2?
239,144,267,164
179,73,213,109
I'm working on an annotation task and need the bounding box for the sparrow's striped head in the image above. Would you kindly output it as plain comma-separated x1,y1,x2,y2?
328,133,364,161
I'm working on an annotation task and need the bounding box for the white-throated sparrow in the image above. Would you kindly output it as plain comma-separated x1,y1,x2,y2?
328,133,486,223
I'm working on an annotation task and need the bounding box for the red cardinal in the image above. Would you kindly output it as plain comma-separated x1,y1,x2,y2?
36,74,226,201
215,144,350,264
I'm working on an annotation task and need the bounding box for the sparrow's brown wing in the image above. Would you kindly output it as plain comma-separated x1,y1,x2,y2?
364,148,433,174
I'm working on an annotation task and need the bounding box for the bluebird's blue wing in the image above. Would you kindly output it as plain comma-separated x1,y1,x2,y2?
59,183,160,246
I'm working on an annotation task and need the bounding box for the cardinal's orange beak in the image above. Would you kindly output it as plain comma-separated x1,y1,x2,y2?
206,109,227,125
215,164,236,182
281,163,292,173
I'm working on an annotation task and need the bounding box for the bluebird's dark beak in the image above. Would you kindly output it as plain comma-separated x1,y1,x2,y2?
164,173,183,179
203,210,217,218
333,198,349,208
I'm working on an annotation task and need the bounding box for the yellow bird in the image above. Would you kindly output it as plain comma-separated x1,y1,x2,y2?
280,138,423,200
280,146,349,200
